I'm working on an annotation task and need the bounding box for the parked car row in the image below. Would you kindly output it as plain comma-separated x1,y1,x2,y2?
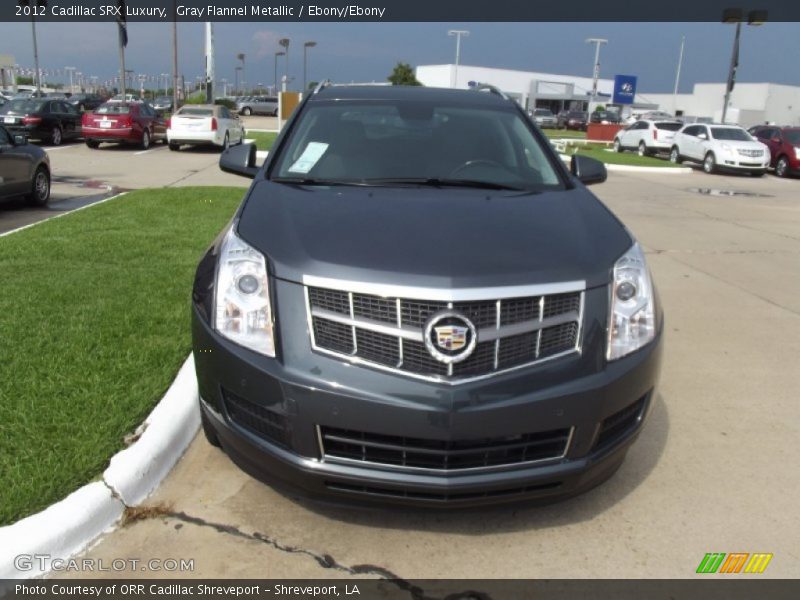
0,124,51,206
613,119,800,177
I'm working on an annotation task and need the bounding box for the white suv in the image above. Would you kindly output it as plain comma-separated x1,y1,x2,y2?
669,124,770,175
614,120,683,156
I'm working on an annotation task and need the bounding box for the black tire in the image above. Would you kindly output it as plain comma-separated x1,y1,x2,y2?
242,107,252,116
50,126,63,146
613,138,623,153
26,166,50,207
200,409,221,448
222,132,229,151
141,129,150,150
638,141,649,157
85,139,100,149
703,152,716,174
775,156,789,178
169,142,180,151
670,146,682,164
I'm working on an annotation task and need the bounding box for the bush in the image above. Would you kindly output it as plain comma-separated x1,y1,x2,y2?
214,98,237,110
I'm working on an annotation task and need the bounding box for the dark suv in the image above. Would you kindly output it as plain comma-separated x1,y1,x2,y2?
193,84,663,506
748,125,800,178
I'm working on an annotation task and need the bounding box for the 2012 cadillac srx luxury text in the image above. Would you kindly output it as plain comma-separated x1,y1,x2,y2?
191,84,663,506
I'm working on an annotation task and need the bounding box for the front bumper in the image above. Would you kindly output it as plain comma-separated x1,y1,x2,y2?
192,278,663,507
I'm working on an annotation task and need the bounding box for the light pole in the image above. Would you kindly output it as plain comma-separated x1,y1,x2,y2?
236,53,245,94
447,30,469,89
303,41,317,92
274,51,285,94
279,38,290,89
234,67,242,95
585,38,608,110
65,66,76,93
721,8,767,124
18,0,47,94
221,78,227,97
672,35,685,115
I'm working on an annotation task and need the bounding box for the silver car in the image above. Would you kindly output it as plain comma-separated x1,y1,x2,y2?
530,108,557,128
236,96,278,116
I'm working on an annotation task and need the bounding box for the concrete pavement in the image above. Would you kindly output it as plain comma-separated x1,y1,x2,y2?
50,167,800,580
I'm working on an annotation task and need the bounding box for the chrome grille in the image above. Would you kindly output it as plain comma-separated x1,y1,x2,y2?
318,425,573,472
305,279,584,383
737,148,763,157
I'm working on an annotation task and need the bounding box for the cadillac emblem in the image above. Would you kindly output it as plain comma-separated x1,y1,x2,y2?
423,311,477,364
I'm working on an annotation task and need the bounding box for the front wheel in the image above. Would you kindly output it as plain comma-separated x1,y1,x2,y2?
613,138,622,153
775,157,789,178
27,166,50,207
703,152,717,174
169,142,180,151
638,141,649,157
241,107,252,116
670,147,682,164
141,129,150,150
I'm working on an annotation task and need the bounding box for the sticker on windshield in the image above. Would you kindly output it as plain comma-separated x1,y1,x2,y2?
287,142,329,173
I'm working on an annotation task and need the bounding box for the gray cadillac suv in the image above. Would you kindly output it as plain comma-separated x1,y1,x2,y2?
191,83,663,506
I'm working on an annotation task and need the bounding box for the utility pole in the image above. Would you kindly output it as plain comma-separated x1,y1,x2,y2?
172,0,179,108
65,66,76,94
585,38,608,109
205,22,214,103
673,35,685,114
447,30,469,88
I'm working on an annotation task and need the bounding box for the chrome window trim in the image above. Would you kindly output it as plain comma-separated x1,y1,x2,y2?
304,279,585,385
316,424,574,475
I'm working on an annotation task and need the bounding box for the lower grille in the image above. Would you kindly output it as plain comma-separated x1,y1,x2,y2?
222,389,288,447
319,426,572,472
325,481,562,502
592,395,647,452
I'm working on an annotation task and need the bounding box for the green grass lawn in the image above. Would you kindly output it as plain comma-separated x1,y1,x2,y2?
564,144,681,168
244,131,278,151
0,187,245,525
543,129,586,140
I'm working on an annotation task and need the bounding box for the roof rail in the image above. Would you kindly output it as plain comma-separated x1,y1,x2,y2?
312,79,333,95
472,83,509,100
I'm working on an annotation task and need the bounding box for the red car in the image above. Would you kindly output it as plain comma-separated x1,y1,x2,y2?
82,101,166,150
748,125,800,178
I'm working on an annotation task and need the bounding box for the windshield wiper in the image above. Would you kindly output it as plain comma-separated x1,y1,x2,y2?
271,177,373,187
362,178,528,191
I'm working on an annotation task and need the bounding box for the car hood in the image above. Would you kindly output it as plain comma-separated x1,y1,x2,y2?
237,181,633,290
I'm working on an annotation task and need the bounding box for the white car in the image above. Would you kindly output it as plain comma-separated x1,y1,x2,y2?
669,124,770,175
614,120,683,156
624,110,674,125
167,104,245,151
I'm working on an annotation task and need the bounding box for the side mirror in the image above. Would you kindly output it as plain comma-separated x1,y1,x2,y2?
698,133,708,140
13,134,27,145
220,142,259,179
771,136,781,143
570,154,607,186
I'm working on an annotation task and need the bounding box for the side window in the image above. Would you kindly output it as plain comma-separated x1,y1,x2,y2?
220,107,230,119
683,126,697,137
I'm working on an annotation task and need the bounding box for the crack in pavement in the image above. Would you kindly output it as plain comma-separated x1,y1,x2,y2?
157,510,493,600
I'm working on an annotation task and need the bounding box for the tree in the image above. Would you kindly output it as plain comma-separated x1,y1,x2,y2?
388,63,421,86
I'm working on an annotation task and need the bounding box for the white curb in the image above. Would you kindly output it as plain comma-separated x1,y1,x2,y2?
559,154,692,174
0,355,199,579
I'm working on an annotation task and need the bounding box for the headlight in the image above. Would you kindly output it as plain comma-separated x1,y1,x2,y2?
214,226,275,357
720,143,733,153
794,147,800,160
607,243,656,361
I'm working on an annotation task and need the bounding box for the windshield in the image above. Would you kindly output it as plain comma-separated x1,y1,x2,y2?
784,130,800,145
0,99,43,114
96,103,131,114
711,127,752,141
534,109,552,116
271,101,563,190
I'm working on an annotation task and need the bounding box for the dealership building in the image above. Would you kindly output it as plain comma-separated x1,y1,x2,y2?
416,64,800,127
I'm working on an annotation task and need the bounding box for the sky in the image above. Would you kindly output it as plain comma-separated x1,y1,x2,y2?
1,21,799,93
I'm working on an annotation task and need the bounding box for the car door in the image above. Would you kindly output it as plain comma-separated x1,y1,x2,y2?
61,101,81,138
762,128,782,166
695,125,712,159
680,125,700,159
0,127,30,198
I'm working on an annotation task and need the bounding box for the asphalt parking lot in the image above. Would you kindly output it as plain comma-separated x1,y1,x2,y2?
29,151,792,581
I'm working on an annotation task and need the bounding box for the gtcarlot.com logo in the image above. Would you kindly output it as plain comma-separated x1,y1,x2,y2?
696,552,773,574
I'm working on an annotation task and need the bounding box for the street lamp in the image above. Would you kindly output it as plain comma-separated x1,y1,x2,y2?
279,38,290,89
447,30,469,88
236,53,245,94
234,66,242,95
303,41,317,92
274,51,285,93
720,8,767,124
585,38,608,109
18,0,47,94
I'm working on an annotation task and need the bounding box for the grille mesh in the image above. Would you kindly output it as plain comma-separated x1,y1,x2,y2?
308,285,582,381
